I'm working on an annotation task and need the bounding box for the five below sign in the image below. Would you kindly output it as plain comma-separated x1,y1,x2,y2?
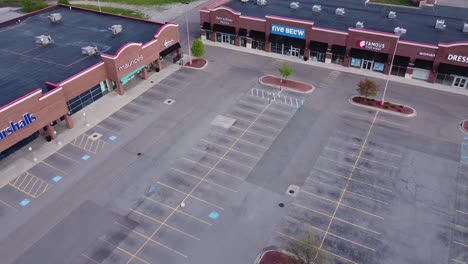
271,24,305,39
0,113,37,140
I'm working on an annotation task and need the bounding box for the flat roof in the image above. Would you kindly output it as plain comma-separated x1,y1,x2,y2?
223,0,468,44
0,5,163,108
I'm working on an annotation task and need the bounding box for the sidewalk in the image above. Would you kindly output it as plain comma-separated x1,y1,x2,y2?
0,60,183,188
203,40,468,97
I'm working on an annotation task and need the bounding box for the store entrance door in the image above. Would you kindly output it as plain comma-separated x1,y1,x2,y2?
290,47,300,57
453,76,468,88
362,60,373,70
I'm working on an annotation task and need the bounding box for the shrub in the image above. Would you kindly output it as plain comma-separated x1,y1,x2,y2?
357,78,379,98
191,39,205,58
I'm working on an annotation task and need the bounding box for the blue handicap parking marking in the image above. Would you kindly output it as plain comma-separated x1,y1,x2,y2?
109,135,117,141
209,211,220,220
464,136,468,141
81,154,91,161
52,175,63,183
19,198,31,207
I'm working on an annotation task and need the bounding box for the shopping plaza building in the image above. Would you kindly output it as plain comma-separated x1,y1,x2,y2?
200,0,468,88
0,5,181,158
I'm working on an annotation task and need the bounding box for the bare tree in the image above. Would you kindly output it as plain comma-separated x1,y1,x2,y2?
285,227,331,264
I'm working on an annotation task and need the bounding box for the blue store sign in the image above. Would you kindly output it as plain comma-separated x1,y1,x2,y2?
0,113,37,140
271,24,306,39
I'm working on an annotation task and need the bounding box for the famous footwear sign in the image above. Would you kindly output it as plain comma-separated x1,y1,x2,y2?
0,113,37,140
118,55,144,72
357,40,385,51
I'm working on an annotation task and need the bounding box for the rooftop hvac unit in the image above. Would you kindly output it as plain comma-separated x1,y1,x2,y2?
48,13,62,23
356,21,364,28
35,35,53,45
241,0,249,3
394,27,407,34
312,5,321,12
109,25,123,35
388,11,396,19
462,22,468,33
335,8,345,16
257,0,267,6
290,2,300,9
81,46,99,56
435,19,446,29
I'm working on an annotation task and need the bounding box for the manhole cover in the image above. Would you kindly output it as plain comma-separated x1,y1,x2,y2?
164,98,175,105
278,203,285,208
88,132,103,141
286,185,300,197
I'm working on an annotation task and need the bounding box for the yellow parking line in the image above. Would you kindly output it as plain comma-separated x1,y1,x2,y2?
96,124,121,135
21,173,35,190
240,99,293,116
453,240,468,248
106,116,130,126
301,190,338,203
156,182,224,210
183,157,243,180
114,221,188,258
81,254,101,264
130,209,200,240
340,204,384,220
171,167,238,192
10,174,21,186
201,139,261,159
210,130,268,149
275,231,358,264
33,181,44,197
307,178,389,205
54,151,80,163
192,148,253,169
99,238,151,264
40,161,68,175
16,173,29,189
292,203,381,235
456,210,468,216
332,139,402,158
314,167,392,193
454,224,468,231
143,196,212,226
226,114,281,131
452,259,467,264
25,177,39,193
0,199,16,209
231,125,276,140
325,147,399,169
236,107,288,123
346,111,409,128
118,108,138,117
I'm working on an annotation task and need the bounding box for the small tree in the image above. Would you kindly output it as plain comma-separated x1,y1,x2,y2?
191,39,206,58
357,78,379,98
58,0,70,4
278,62,294,90
285,227,331,264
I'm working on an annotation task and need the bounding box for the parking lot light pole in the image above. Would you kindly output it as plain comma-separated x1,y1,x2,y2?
97,0,102,12
184,2,192,65
381,30,405,106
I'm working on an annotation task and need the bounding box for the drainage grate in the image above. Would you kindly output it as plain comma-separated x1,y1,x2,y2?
164,99,175,105
88,132,103,141
286,185,300,197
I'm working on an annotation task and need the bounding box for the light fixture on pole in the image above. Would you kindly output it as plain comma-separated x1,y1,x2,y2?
83,112,90,127
184,2,192,65
381,27,406,106
28,146,37,162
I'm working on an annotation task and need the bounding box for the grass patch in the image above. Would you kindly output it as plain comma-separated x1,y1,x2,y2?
85,0,190,6
72,4,145,18
370,0,414,6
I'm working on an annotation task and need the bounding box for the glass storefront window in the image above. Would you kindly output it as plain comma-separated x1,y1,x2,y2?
373,62,385,72
350,58,362,68
240,37,247,47
252,40,265,51
205,30,211,40
310,51,325,62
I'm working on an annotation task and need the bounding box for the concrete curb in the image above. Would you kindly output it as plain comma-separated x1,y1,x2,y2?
348,96,417,118
183,58,208,70
202,40,468,97
459,120,468,135
259,74,315,94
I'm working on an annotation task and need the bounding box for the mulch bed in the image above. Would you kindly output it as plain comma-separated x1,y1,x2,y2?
259,250,301,264
352,96,414,115
185,58,207,68
262,75,313,93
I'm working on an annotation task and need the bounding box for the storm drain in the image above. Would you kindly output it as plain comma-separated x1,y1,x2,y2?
286,185,300,197
88,132,103,141
211,115,236,129
164,98,175,105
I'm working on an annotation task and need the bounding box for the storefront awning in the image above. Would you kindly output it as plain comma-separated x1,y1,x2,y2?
269,34,305,48
250,30,265,41
160,42,181,58
239,28,247,37
213,24,235,34
121,65,145,85
202,22,211,30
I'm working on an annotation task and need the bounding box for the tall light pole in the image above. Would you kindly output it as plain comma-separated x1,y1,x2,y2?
97,0,102,12
184,2,192,65
381,28,406,105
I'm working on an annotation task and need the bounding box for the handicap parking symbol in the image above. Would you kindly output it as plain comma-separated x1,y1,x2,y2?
81,154,91,161
52,175,62,183
109,135,117,141
19,198,31,207
209,211,220,220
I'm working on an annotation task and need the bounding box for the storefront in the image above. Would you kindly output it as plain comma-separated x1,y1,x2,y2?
200,1,468,89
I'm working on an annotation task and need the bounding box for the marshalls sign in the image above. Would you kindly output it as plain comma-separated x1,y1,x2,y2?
271,24,306,39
